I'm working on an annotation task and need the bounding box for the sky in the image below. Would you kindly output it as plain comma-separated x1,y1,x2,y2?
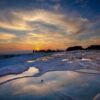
0,0,100,54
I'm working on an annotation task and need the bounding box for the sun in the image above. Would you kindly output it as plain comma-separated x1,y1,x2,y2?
35,47,40,51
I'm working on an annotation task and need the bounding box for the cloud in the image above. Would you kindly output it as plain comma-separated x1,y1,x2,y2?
0,32,16,40
0,9,88,34
0,10,32,31
16,32,78,50
0,8,99,52
75,18,100,40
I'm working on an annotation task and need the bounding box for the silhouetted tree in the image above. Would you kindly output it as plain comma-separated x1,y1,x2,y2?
33,49,63,53
66,46,84,51
86,45,100,50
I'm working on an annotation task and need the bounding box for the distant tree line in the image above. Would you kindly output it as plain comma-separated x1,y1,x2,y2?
33,49,64,53
66,45,100,51
33,45,100,53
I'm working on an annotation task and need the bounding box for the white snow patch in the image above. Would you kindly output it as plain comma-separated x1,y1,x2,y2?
62,59,68,61
81,58,92,61
27,60,36,63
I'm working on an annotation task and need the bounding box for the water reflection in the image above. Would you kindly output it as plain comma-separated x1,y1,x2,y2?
11,71,79,95
0,70,100,100
0,67,39,84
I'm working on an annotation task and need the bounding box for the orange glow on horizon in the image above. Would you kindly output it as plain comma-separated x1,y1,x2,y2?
34,47,40,51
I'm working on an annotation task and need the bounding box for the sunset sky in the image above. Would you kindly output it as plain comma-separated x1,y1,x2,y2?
0,0,100,54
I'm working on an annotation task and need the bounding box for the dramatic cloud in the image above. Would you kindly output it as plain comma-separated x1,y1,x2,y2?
0,10,32,31
0,9,88,34
0,32,16,40
14,9,89,34
0,0,100,54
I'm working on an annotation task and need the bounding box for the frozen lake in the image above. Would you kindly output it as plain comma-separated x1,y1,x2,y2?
0,50,100,100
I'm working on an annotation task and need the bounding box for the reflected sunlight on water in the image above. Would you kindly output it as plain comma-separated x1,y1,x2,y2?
0,70,100,100
11,71,79,95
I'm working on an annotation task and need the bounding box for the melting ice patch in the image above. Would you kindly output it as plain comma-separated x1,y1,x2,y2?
0,71,100,100
0,67,39,84
0,71,80,99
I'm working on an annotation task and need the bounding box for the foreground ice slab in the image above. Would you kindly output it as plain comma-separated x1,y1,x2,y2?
0,51,100,76
0,51,100,100
0,67,39,84
0,70,100,100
